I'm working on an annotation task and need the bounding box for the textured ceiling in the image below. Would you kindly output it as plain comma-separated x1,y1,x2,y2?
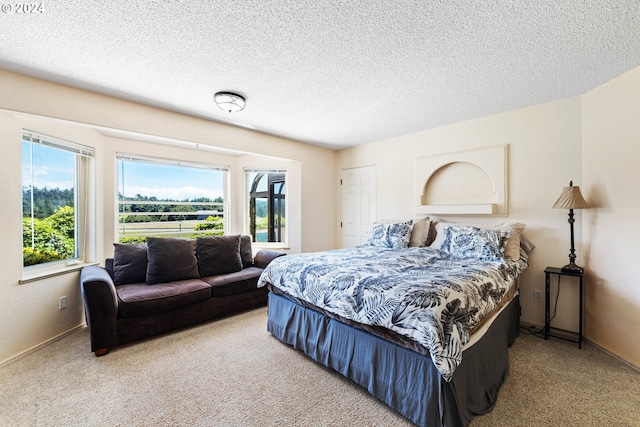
1,1,639,149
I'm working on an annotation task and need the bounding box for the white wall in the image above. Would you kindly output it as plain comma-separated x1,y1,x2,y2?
582,66,640,367
2,64,638,369
0,69,336,365
0,114,107,365
337,67,640,368
337,96,585,333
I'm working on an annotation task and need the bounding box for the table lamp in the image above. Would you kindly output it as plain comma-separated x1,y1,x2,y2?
552,181,590,273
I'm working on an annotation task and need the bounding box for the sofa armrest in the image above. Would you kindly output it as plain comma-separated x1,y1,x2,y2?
105,258,115,281
253,250,286,269
80,265,119,355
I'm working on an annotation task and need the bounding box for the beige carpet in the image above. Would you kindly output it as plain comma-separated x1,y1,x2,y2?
1,307,639,426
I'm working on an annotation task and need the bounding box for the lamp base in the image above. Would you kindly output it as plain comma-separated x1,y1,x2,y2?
561,263,584,274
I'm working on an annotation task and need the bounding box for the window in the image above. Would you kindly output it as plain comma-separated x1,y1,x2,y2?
117,155,228,243
246,169,286,244
22,131,94,270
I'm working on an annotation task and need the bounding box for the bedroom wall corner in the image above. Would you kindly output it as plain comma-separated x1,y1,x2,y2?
336,96,584,332
581,65,640,368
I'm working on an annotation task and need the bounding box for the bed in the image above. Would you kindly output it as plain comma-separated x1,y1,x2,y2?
257,220,529,427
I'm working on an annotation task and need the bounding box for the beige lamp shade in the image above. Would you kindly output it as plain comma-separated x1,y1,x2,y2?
552,181,590,209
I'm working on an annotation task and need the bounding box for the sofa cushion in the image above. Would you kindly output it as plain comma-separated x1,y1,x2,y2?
117,279,211,318
201,266,264,297
146,238,199,285
240,235,254,268
113,243,148,286
196,235,243,277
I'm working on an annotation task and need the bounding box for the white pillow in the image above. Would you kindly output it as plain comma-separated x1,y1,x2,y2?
428,221,450,251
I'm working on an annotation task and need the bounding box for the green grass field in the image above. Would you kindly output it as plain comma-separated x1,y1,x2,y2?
118,220,223,240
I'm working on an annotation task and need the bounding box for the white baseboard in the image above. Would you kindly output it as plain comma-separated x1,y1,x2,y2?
519,320,544,330
584,337,640,373
519,320,639,373
0,324,86,369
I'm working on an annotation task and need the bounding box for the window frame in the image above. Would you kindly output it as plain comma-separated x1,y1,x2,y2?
21,130,95,281
245,168,288,249
116,153,230,243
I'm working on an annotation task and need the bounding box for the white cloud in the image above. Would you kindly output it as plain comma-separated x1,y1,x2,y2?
24,164,74,189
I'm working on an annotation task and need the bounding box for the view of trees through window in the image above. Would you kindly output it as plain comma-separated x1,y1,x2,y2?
117,156,228,243
22,138,286,268
22,137,79,267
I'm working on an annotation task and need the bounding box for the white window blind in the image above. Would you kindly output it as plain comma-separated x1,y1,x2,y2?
21,130,95,276
23,130,94,158
116,153,228,171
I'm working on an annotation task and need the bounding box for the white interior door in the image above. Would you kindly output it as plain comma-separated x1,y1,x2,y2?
341,166,376,248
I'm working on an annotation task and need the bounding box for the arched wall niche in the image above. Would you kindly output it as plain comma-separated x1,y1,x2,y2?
423,161,497,205
415,145,508,215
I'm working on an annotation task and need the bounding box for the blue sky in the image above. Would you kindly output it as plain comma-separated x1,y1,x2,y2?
23,142,225,201
118,160,225,201
22,142,75,189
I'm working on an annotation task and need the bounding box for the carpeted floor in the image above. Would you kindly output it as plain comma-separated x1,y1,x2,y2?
1,307,639,426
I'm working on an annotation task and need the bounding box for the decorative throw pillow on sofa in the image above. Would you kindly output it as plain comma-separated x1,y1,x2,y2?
113,243,148,285
146,237,199,285
197,235,243,277
239,235,254,268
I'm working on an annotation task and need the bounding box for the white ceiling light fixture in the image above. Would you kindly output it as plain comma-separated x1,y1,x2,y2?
214,91,246,113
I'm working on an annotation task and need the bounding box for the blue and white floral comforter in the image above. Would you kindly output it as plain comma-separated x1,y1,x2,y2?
257,245,527,381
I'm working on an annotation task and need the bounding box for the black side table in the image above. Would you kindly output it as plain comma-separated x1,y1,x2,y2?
544,267,584,348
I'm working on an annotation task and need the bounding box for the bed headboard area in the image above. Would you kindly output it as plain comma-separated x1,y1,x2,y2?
416,144,508,215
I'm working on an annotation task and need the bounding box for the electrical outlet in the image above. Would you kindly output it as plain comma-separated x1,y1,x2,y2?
533,290,543,302
59,296,67,310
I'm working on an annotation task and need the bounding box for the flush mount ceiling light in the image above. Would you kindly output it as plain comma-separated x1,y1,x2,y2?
214,91,246,113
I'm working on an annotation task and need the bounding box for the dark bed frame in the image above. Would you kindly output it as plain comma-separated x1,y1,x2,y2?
267,292,520,427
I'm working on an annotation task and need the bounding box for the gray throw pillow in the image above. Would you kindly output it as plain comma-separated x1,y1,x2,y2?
146,238,199,285
197,235,243,277
113,243,148,285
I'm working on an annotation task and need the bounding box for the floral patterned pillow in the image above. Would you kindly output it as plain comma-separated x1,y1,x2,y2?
440,225,510,260
367,220,414,249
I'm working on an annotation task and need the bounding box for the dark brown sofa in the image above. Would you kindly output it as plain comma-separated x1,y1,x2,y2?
80,235,284,356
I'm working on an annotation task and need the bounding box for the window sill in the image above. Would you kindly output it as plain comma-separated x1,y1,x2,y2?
253,243,290,251
19,262,99,284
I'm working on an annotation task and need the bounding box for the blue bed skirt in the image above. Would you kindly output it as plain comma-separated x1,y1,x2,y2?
267,292,519,427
